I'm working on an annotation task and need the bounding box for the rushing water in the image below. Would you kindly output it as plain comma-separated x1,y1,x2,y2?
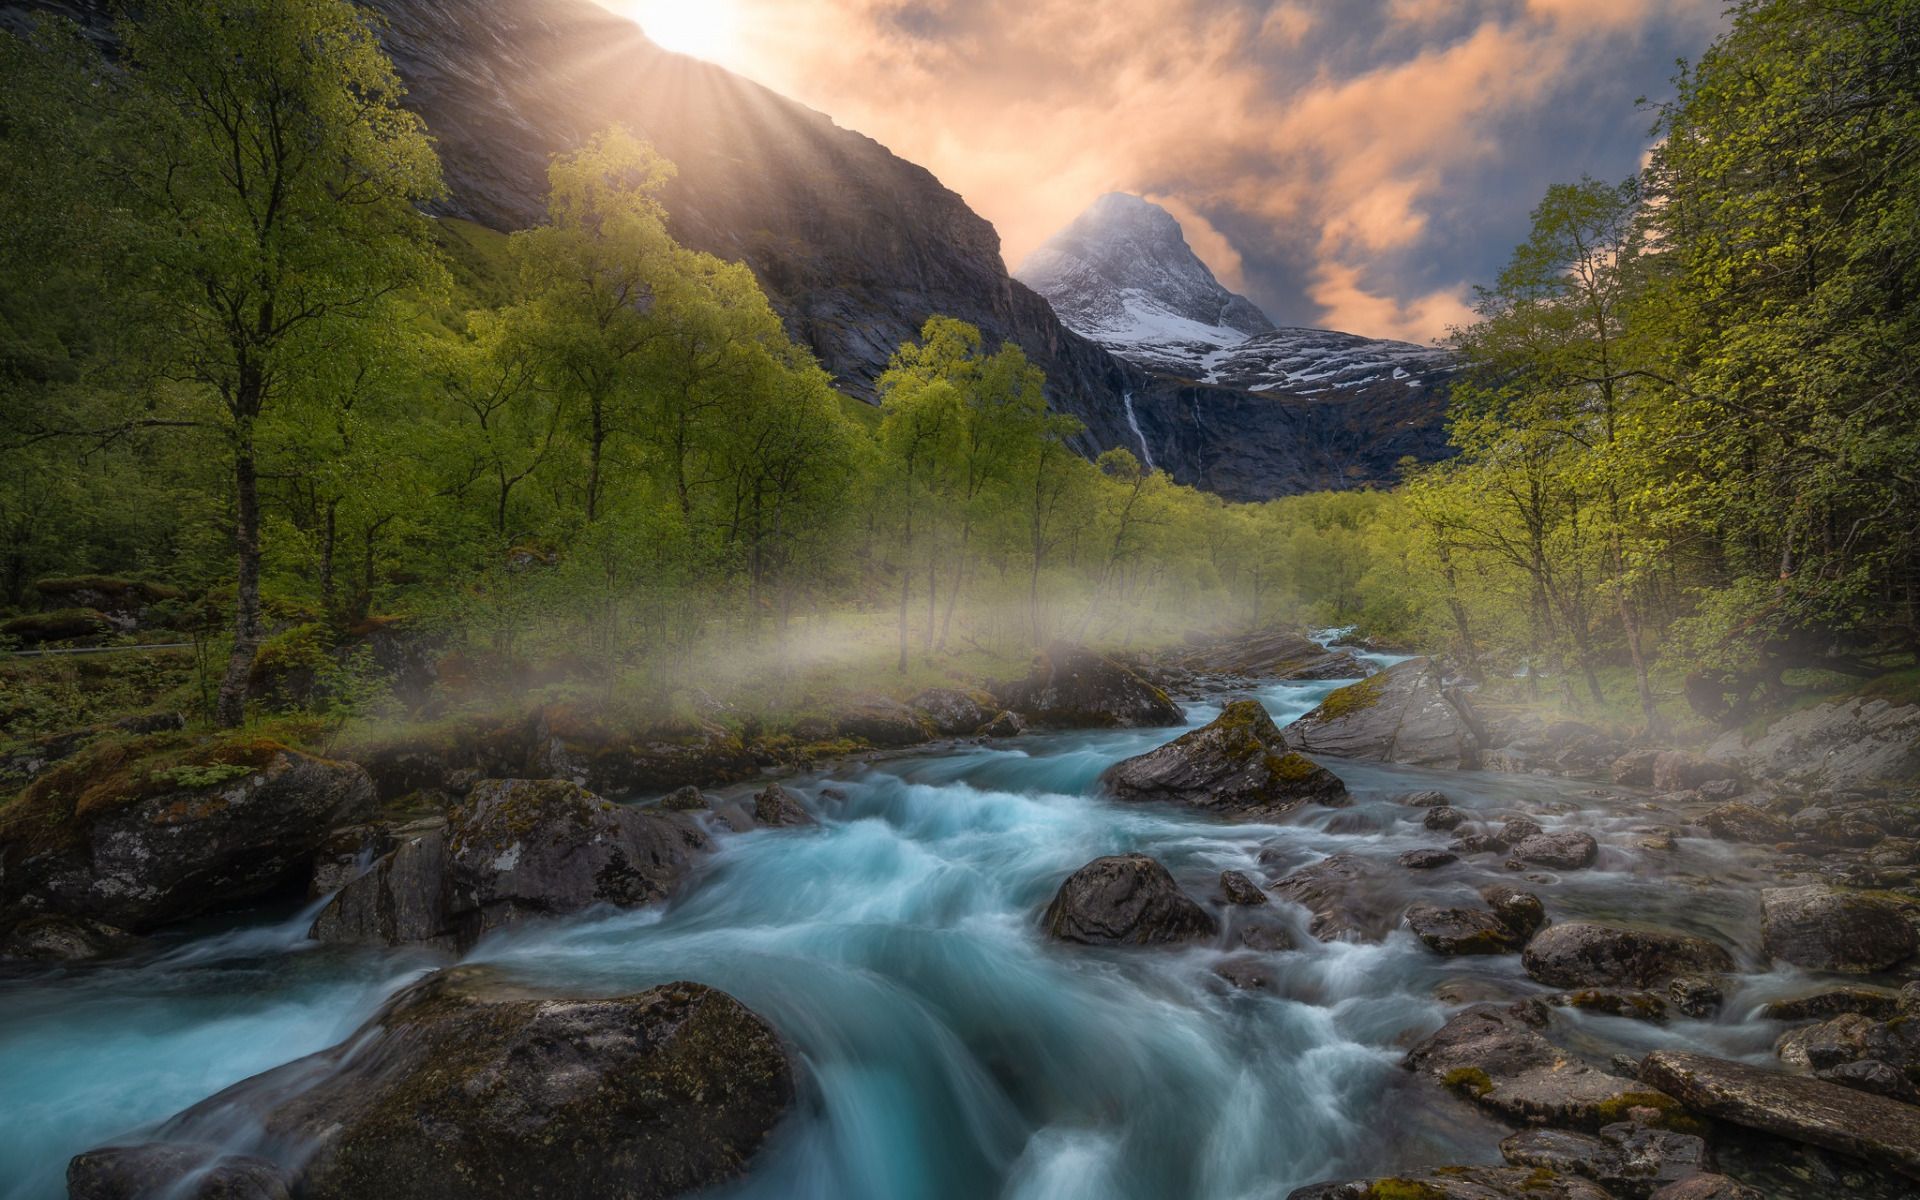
0,650,1808,1200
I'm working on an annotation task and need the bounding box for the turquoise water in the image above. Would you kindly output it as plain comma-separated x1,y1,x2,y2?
0,660,1785,1199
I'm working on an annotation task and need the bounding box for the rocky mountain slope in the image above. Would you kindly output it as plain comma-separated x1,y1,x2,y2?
1016,193,1273,377
1020,193,1458,482
1,0,1451,499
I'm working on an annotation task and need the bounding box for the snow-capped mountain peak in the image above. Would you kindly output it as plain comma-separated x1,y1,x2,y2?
1018,192,1456,398
1014,193,1273,376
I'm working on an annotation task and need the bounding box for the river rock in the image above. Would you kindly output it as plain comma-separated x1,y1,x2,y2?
1102,700,1347,818
1218,869,1269,906
1160,628,1376,682
310,779,708,950
0,744,374,934
909,688,994,736
1775,1010,1920,1078
1267,853,1400,943
1406,1001,1682,1129
89,966,794,1200
752,783,815,828
1480,884,1547,937
1612,749,1662,787
1522,922,1735,990
834,695,935,747
660,785,708,812
1760,885,1919,973
0,914,139,962
1501,1122,1712,1198
1653,752,1743,793
1400,848,1458,869
1042,854,1217,946
1647,1177,1761,1200
993,642,1182,729
1406,903,1523,955
1641,1049,1920,1180
1281,657,1482,769
68,1143,291,1200
1287,1166,1614,1199
1705,697,1920,792
1396,789,1451,807
1762,987,1903,1022
1424,805,1466,830
1702,802,1791,844
1819,1058,1920,1103
980,709,1026,738
1511,831,1600,870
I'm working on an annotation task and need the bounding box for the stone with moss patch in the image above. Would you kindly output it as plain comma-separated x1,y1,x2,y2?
1103,699,1347,819
72,965,793,1200
1283,658,1482,769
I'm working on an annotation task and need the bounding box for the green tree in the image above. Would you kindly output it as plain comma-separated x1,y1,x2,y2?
115,0,446,725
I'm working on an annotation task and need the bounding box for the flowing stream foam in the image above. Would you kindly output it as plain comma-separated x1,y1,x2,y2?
0,651,1798,1199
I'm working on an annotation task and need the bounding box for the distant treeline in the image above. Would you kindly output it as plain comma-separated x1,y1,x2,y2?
2,0,1914,735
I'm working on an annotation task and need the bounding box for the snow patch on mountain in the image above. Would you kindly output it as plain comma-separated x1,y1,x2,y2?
1019,192,1456,395
1015,193,1272,377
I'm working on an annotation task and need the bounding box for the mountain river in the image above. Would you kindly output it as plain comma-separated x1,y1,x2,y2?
0,648,1820,1199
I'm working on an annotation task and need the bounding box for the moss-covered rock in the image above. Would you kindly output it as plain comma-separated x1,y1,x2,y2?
1285,1165,1613,1199
1405,1001,1681,1131
0,737,373,934
993,642,1183,730
74,966,794,1200
1283,658,1482,769
1102,699,1348,819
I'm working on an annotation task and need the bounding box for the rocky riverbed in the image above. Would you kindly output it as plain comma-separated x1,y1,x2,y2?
3,637,1919,1199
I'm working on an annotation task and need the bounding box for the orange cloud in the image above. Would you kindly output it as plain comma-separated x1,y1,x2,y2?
597,0,1723,343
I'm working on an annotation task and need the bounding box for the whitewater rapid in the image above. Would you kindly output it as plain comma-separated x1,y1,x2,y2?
0,657,1796,1200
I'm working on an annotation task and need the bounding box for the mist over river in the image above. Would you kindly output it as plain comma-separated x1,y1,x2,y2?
0,651,1806,1200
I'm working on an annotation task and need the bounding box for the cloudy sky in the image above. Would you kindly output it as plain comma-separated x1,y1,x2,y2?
602,0,1727,343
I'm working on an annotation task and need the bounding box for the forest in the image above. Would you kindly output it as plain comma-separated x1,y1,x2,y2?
5,4,1920,1200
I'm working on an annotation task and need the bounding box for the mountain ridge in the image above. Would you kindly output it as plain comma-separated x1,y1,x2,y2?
0,0,1454,499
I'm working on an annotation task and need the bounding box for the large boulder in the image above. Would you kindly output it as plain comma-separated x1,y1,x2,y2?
1101,700,1348,819
832,695,936,747
1281,657,1482,768
0,741,374,934
1510,830,1600,870
1760,885,1919,974
1405,1001,1683,1129
1267,853,1400,943
1522,922,1735,990
993,642,1183,729
908,688,995,736
1701,801,1791,844
310,779,709,950
1288,1166,1613,1199
1642,1049,1920,1181
1406,903,1525,955
1161,628,1374,682
74,966,793,1200
1705,698,1920,792
1041,854,1217,946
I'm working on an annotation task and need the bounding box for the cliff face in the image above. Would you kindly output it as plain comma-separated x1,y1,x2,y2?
2,0,1450,499
348,0,1151,463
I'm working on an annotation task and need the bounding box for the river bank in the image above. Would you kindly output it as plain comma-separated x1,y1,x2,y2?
2,637,1919,1199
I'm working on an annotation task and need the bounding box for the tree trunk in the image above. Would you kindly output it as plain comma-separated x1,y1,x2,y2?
216,430,263,728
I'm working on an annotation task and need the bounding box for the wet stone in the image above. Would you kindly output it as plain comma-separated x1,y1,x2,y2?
1399,848,1459,870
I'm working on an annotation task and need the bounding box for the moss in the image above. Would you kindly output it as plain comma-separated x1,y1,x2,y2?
0,732,297,857
1592,1090,1703,1134
1268,751,1325,783
1442,1066,1494,1097
1,609,112,641
1366,1182,1447,1200
1314,675,1385,721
